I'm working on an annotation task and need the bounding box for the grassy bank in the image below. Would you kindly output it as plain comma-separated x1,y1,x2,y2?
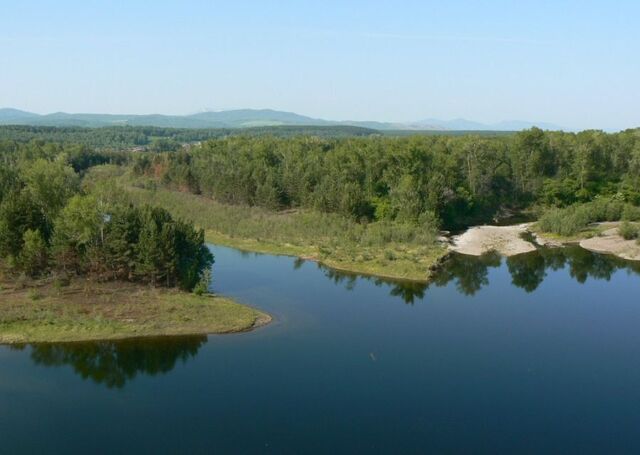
126,186,446,282
0,275,270,344
535,199,640,237
531,223,608,243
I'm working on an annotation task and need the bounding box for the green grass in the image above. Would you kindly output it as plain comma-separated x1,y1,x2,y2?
125,185,446,282
532,223,606,242
536,198,640,237
0,277,270,344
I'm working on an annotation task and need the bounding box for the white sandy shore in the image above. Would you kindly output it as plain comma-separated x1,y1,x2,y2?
449,223,536,257
579,227,640,261
449,221,640,262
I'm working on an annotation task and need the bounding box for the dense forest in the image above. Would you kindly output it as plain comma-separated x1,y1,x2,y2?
0,124,376,150
2,126,639,286
132,127,640,231
0,141,212,291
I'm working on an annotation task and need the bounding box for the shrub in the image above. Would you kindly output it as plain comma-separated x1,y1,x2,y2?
538,207,589,236
52,273,71,292
384,249,397,261
539,198,640,237
27,289,41,301
193,269,212,296
622,204,640,221
618,221,640,240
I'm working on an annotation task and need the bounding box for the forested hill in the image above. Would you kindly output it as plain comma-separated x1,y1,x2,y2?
0,108,565,131
0,108,393,129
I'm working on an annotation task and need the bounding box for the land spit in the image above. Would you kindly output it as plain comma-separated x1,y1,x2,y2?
580,226,640,261
449,223,536,257
450,221,640,262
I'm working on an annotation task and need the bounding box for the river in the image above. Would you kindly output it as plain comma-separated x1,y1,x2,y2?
1,245,640,453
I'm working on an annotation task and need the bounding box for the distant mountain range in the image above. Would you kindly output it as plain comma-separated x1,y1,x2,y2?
0,107,564,131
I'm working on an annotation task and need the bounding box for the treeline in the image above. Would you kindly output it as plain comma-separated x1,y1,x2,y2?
0,138,129,173
0,125,376,150
0,142,212,291
133,128,640,230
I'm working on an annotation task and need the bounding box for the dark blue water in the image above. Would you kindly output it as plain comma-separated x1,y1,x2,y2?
2,245,640,454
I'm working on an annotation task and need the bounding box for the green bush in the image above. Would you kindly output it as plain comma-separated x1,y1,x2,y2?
193,269,212,296
538,207,590,236
622,204,640,221
27,289,41,301
618,221,640,240
539,198,640,236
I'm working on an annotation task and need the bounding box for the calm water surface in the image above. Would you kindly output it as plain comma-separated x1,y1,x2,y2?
2,245,640,453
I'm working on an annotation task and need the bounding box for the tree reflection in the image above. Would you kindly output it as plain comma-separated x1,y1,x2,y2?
321,267,359,291
506,253,546,293
28,335,207,388
313,246,640,304
388,281,427,305
431,251,502,295
563,247,618,283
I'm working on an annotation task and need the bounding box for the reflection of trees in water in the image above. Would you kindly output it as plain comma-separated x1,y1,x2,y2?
388,281,427,304
317,263,427,303
320,267,359,291
484,246,638,294
431,252,502,296
506,246,640,292
29,336,207,388
311,246,640,304
563,247,619,283
507,253,546,292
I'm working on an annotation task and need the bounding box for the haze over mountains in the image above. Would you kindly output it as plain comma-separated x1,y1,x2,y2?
0,107,564,131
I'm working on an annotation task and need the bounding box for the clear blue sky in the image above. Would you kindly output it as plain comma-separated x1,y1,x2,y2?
1,0,638,130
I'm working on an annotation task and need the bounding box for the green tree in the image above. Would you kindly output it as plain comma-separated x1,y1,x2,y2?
51,195,102,273
19,229,48,277
22,158,80,223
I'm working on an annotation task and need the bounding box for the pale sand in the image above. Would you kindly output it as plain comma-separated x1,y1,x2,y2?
450,221,640,261
449,223,536,257
579,227,640,261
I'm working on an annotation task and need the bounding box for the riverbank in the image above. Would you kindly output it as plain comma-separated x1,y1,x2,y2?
450,221,640,262
119,176,640,276
0,276,270,344
449,223,536,257
126,186,447,282
577,224,640,261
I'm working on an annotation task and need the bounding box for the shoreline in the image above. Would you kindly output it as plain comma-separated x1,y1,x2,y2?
449,223,536,257
208,221,640,287
0,277,271,345
578,226,640,261
4,220,637,346
449,221,640,263
4,312,273,346
533,222,640,262
125,186,446,283
205,230,447,283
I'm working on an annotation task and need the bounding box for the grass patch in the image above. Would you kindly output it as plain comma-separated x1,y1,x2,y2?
125,185,446,281
532,224,606,243
0,275,269,344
